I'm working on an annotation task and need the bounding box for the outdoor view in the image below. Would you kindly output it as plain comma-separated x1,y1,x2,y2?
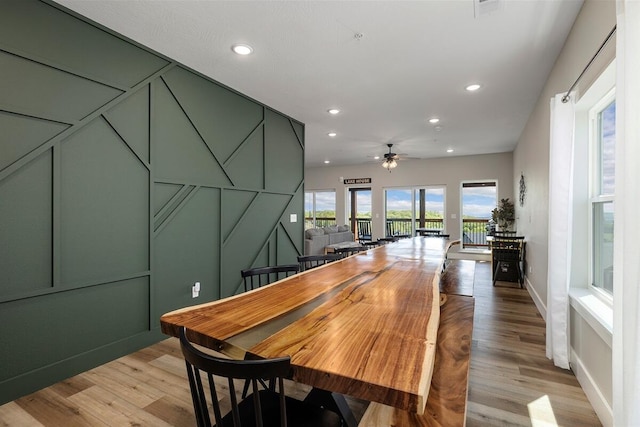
461,182,497,248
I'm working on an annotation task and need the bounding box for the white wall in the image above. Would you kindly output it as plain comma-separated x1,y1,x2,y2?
305,152,513,242
513,0,616,424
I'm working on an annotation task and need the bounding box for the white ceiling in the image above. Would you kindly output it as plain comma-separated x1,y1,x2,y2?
54,0,584,168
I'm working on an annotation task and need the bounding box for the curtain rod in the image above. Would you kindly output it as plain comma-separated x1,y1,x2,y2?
561,25,617,103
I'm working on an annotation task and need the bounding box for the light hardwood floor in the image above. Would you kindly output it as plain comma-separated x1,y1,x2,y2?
0,261,601,426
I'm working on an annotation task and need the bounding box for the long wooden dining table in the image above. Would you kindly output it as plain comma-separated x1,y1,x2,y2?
160,237,447,418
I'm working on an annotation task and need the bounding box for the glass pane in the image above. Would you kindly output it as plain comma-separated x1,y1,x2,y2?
304,192,314,229
461,182,496,248
592,201,614,293
385,189,412,236
314,191,336,228
415,188,445,230
598,100,616,196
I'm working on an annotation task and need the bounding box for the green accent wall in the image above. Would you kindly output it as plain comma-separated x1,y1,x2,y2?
0,0,304,404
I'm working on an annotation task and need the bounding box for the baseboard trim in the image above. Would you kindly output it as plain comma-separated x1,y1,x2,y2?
525,276,547,320
570,351,613,427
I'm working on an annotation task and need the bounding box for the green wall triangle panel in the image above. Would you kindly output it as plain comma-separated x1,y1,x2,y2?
0,150,52,297
221,189,258,243
226,127,265,190
276,225,300,264
279,188,305,254
162,67,263,163
104,85,150,164
264,109,304,194
0,0,169,88
0,111,68,172
0,52,123,123
291,120,305,148
153,79,232,186
60,118,149,285
221,192,292,297
154,183,184,216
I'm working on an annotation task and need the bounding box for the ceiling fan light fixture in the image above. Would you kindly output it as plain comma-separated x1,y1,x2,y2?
382,158,397,170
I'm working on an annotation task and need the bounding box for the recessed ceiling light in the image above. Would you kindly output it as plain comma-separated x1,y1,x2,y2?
374,156,380,160
465,84,481,92
327,108,340,115
447,148,454,153
324,160,331,164
429,118,440,124
231,44,253,55
327,132,337,137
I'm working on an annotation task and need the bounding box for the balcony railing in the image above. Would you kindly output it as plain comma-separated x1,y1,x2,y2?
305,217,336,229
305,217,494,247
462,218,490,248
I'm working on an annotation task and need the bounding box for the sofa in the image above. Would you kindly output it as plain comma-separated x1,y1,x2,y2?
304,225,354,255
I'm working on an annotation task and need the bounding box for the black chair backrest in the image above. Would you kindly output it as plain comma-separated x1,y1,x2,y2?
241,264,299,292
297,254,342,271
179,327,290,427
491,239,523,260
357,220,372,242
333,246,366,258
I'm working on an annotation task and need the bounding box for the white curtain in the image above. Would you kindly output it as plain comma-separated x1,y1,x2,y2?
545,93,575,370
613,1,640,425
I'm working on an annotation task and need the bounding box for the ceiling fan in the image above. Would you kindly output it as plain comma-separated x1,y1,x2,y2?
382,143,399,171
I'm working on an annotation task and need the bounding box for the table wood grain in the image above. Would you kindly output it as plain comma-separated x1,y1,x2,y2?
160,237,447,414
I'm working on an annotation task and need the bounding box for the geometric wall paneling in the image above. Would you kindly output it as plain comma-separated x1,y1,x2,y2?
59,117,149,286
0,276,150,383
161,66,264,163
0,150,53,298
154,182,187,216
291,120,305,149
0,51,123,124
225,123,265,190
278,184,305,255
153,184,196,233
153,78,232,186
0,110,69,172
264,109,304,193
276,224,300,265
103,85,150,164
0,0,304,405
221,189,259,243
0,1,169,89
220,192,294,297
153,187,220,320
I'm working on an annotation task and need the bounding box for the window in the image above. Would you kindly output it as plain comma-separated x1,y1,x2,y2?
383,187,446,237
461,181,496,248
304,190,336,229
590,92,615,295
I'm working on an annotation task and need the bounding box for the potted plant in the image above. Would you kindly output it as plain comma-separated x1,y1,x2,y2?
491,198,515,231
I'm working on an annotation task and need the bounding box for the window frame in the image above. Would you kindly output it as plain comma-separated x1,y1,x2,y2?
588,88,615,302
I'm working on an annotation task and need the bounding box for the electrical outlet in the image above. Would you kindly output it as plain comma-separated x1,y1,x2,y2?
192,282,200,298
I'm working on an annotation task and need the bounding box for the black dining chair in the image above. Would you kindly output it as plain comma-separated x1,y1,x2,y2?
179,327,342,427
356,220,372,244
333,246,367,258
241,264,299,292
297,254,342,272
491,239,524,287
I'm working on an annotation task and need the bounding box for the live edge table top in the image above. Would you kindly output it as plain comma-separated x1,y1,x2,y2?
160,237,447,415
